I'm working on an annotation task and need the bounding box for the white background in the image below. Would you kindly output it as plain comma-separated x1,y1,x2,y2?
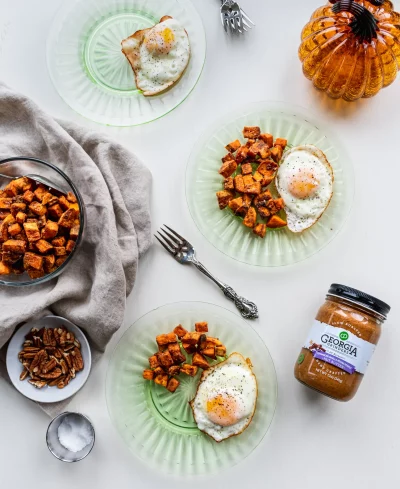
1,1,399,488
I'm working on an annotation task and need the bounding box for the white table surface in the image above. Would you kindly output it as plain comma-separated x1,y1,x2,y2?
1,0,399,487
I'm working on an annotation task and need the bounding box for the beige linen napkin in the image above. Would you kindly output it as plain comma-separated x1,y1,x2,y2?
0,82,152,416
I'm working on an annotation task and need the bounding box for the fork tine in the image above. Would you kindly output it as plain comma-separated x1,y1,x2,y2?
242,19,252,29
229,16,236,34
163,225,186,244
154,235,175,254
157,230,178,251
161,226,182,246
240,9,255,26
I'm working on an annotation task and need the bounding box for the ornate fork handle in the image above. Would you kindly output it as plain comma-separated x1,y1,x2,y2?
191,258,259,320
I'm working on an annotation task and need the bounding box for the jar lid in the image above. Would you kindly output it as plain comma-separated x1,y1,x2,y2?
328,284,391,319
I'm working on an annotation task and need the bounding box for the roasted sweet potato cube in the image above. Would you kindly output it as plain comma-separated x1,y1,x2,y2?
157,351,174,369
0,223,8,242
52,236,66,247
253,171,264,183
235,146,249,163
54,246,66,257
23,222,41,242
224,177,235,191
241,194,253,210
192,353,209,370
181,364,198,377
48,204,63,220
58,195,70,211
253,223,267,238
206,337,223,346
154,374,168,388
216,190,234,210
29,201,47,217
267,215,287,228
216,346,227,357
0,210,10,220
35,239,54,254
58,208,77,228
69,203,80,213
222,153,234,163
243,175,254,187
243,207,257,228
149,355,160,369
257,160,278,176
10,203,26,217
0,198,12,209
234,175,245,193
8,223,21,237
248,141,270,159
254,191,272,208
167,378,180,393
143,369,154,381
168,343,186,364
182,342,197,354
33,184,47,202
22,190,35,204
13,177,28,190
258,207,271,220
262,175,275,187
271,145,283,162
195,322,208,333
37,215,46,228
244,180,261,195
66,240,75,254
16,212,27,224
41,193,55,206
267,198,285,215
1,252,22,265
182,332,201,345
153,366,164,375
275,138,288,149
42,221,59,240
168,365,181,376
0,261,11,275
225,139,241,153
173,324,188,339
218,160,237,179
3,240,27,254
69,223,80,240
4,181,19,197
23,252,43,270
55,256,67,268
228,197,243,215
243,126,261,139
259,133,274,147
156,333,177,347
241,163,253,175
27,269,45,279
66,192,77,203
202,347,216,359
43,254,56,273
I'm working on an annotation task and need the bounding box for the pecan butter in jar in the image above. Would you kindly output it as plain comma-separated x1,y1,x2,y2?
294,284,390,402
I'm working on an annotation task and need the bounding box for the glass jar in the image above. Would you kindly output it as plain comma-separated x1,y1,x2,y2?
294,284,390,402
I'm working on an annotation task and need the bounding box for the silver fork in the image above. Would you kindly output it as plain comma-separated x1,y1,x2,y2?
220,0,255,34
155,225,259,320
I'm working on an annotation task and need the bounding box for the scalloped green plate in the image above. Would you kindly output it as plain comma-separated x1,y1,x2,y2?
106,302,277,476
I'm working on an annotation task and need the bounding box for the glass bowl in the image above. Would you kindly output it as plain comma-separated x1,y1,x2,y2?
106,301,278,476
186,101,355,267
46,0,206,126
0,156,85,286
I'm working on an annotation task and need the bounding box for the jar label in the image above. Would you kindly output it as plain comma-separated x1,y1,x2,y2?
303,320,375,375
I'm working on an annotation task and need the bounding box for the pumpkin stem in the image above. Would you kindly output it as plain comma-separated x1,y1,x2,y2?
331,1,380,43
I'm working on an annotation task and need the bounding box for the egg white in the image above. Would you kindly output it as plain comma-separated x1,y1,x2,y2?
190,353,257,442
276,145,334,233
121,17,190,96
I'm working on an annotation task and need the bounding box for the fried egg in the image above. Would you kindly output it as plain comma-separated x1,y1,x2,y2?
190,353,257,442
121,16,190,96
275,145,334,233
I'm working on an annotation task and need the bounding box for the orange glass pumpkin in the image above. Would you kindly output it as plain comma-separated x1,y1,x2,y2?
299,0,400,101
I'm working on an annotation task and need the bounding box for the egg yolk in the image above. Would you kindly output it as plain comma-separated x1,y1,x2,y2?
145,27,175,54
288,169,319,199
206,394,239,427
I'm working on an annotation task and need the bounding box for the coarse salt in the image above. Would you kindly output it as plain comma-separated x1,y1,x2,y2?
58,414,93,453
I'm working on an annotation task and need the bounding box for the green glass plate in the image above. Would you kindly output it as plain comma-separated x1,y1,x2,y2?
186,102,354,267
47,0,206,126
106,302,277,476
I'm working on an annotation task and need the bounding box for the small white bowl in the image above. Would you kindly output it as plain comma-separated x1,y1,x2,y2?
6,316,92,403
47,412,95,462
